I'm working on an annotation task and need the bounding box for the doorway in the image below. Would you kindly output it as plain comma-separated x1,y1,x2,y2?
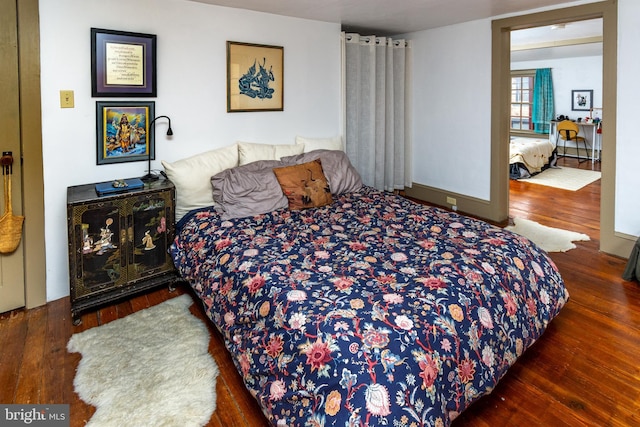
0,0,25,311
0,0,46,312
508,19,603,229
490,0,622,256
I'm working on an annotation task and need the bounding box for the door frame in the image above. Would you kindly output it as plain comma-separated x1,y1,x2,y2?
491,0,631,258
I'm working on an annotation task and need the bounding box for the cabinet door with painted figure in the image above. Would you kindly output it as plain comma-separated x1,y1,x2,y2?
69,202,127,300
129,191,173,278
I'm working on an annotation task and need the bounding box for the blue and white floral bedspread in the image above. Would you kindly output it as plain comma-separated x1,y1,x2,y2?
170,187,568,426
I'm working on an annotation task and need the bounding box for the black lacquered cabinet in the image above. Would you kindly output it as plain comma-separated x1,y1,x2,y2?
67,179,177,324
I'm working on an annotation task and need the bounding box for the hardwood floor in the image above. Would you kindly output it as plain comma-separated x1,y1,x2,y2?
2,157,639,426
455,157,640,426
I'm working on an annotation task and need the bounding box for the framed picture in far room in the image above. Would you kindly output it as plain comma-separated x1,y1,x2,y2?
96,101,155,165
571,89,593,111
227,41,283,112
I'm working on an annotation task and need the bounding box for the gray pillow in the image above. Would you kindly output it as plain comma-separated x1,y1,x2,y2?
211,160,289,220
280,149,363,195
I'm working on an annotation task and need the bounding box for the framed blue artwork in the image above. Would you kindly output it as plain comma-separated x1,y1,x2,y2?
227,41,283,112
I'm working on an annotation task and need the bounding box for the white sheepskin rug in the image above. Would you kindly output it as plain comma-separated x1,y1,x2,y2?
505,217,590,252
68,294,218,427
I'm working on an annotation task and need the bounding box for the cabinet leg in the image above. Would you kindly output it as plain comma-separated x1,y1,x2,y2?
168,282,176,292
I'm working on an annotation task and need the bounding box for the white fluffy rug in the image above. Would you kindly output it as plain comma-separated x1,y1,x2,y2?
519,166,601,191
68,294,218,427
505,217,590,252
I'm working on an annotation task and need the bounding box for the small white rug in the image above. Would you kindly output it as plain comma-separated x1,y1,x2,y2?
68,294,218,427
505,217,590,252
519,166,601,191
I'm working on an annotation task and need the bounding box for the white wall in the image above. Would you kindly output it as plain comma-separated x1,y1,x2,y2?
38,0,640,302
512,55,603,121
407,0,639,241
616,0,640,236
39,0,341,302
409,19,492,200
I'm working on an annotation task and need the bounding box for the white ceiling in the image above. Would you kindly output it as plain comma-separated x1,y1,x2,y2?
188,0,603,61
187,0,580,35
512,18,602,61
511,18,603,46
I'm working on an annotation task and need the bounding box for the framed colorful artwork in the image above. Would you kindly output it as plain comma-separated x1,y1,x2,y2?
96,101,155,165
227,41,283,112
91,28,157,97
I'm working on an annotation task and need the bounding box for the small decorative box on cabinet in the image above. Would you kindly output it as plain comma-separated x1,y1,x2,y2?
67,179,177,324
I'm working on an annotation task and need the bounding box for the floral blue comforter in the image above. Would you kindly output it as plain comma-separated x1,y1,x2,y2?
170,187,568,426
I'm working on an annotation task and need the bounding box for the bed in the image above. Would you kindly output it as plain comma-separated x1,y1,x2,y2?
167,145,568,426
510,136,557,179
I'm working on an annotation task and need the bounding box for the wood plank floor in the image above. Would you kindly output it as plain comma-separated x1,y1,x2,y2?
1,157,639,426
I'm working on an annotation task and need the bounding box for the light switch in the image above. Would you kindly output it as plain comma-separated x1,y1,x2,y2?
60,90,74,108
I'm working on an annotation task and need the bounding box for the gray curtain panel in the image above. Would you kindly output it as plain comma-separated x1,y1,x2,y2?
343,33,411,192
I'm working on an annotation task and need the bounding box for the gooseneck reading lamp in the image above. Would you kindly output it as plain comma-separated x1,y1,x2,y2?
141,115,173,182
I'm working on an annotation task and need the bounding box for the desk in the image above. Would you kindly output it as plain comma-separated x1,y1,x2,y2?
549,120,601,161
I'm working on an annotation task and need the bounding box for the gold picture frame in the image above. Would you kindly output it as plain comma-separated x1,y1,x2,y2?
227,41,283,112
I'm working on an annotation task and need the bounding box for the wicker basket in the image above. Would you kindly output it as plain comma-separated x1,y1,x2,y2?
0,169,24,254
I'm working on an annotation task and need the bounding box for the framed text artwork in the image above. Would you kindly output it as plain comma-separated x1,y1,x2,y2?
91,28,157,97
96,101,155,165
571,89,593,111
227,41,283,112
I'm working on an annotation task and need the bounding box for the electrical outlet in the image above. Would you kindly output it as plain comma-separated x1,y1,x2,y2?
446,196,457,205
60,90,74,108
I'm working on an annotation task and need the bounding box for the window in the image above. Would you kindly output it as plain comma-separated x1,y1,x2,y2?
511,70,535,133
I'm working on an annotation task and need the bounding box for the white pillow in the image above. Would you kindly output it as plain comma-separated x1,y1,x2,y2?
275,143,305,159
237,141,304,165
295,136,343,153
161,144,239,221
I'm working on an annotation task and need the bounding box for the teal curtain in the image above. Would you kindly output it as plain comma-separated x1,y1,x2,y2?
532,68,554,134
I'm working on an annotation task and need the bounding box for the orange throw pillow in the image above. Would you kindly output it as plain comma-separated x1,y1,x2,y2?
273,160,333,210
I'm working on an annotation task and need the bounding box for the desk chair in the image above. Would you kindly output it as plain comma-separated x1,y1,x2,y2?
557,120,589,162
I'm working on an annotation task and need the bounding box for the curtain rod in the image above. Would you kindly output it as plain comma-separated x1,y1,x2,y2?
344,33,409,47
